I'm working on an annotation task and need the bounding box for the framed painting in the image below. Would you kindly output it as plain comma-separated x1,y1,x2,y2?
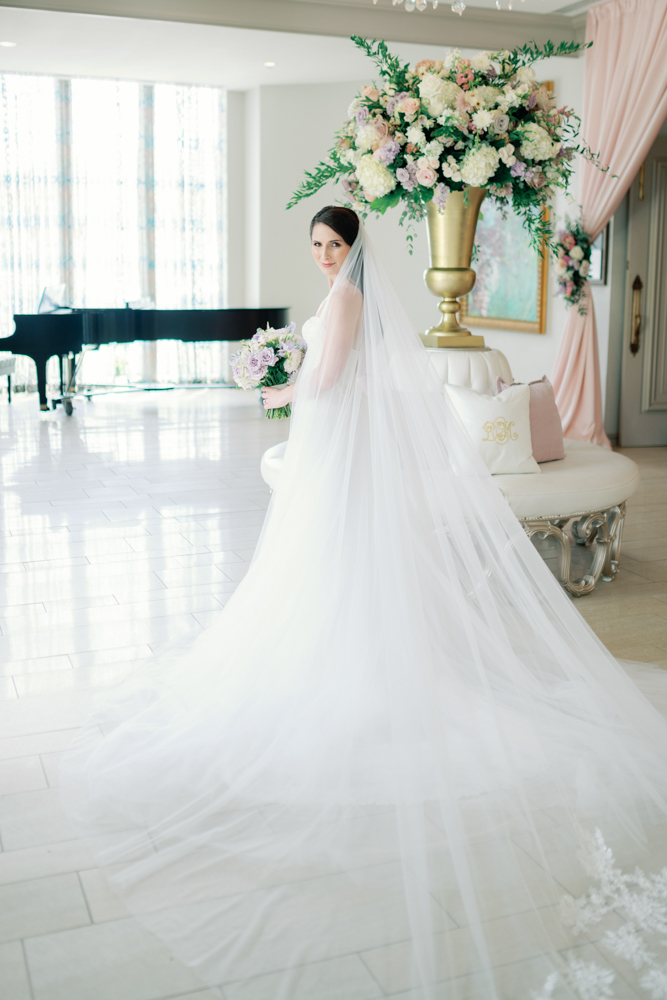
588,225,608,285
460,201,549,334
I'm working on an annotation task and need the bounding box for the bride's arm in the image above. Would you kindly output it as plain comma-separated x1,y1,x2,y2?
262,384,293,410
310,286,363,394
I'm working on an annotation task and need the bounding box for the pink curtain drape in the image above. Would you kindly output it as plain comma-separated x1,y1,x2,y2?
551,0,667,448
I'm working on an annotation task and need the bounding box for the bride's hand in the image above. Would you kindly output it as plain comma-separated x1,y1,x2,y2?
261,386,291,410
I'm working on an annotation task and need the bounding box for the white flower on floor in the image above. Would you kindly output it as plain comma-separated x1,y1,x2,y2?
641,967,667,999
537,828,667,1000
566,958,615,1000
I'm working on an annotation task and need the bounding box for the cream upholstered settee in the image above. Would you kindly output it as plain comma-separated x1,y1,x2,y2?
260,348,639,598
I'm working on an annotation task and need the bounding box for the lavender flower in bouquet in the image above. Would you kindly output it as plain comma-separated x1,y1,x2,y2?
555,220,592,314
230,323,306,420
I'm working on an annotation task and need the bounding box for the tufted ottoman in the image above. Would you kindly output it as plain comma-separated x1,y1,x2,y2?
260,348,640,597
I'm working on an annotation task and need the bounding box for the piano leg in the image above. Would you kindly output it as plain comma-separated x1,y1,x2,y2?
35,356,49,410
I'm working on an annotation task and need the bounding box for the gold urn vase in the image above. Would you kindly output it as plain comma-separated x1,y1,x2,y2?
421,187,487,349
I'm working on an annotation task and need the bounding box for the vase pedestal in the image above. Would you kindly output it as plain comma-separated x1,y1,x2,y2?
420,332,486,349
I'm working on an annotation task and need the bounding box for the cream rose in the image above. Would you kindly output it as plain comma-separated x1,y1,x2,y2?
569,245,584,261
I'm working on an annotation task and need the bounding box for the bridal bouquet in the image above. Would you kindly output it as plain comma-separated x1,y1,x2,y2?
555,220,592,314
288,36,604,251
230,323,305,419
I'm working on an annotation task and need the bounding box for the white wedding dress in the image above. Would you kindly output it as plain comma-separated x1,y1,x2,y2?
61,227,667,1000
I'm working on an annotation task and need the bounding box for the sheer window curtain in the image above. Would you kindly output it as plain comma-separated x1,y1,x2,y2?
0,74,228,392
0,75,62,388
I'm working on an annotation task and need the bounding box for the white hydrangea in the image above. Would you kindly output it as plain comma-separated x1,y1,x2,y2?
355,154,397,201
471,51,492,72
347,97,361,117
418,75,462,117
467,86,501,109
459,144,500,187
472,109,494,130
519,123,560,161
570,244,584,261
355,122,379,152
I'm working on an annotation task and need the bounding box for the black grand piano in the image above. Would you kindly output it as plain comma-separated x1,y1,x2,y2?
3,307,289,411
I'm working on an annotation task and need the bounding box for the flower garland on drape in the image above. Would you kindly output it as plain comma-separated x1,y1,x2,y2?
550,0,667,448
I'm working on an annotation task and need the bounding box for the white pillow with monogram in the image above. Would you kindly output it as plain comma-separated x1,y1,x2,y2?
445,383,540,475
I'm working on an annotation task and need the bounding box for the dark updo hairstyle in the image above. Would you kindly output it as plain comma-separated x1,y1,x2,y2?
310,205,360,247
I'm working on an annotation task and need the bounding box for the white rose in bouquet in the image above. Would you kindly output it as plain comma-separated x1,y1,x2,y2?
515,65,536,84
419,75,462,117
569,244,585,261
580,260,591,277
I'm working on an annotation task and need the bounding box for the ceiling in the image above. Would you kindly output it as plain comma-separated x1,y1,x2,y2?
0,0,598,62
0,1,597,88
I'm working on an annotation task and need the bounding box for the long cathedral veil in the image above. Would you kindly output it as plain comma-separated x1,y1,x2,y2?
61,224,667,999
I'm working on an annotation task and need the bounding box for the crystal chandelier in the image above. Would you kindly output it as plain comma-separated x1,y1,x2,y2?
377,0,523,13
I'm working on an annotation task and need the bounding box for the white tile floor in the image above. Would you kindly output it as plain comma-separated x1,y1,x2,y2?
0,387,665,999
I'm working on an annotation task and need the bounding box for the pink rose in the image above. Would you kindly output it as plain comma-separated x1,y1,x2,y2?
562,233,576,250
398,97,421,117
415,59,436,76
362,85,380,101
416,166,437,187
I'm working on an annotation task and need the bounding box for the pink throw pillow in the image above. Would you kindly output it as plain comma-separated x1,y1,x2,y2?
496,376,565,463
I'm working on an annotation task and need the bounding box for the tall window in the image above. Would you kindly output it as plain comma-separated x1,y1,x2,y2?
0,73,227,389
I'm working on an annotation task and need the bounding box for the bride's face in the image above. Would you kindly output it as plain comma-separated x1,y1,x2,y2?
311,223,350,280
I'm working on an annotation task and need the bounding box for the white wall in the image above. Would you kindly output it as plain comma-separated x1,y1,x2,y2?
230,53,595,389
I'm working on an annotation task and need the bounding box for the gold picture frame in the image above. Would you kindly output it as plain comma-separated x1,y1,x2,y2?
460,204,549,334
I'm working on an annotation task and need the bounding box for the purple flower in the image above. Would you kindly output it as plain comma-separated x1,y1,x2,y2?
433,183,450,209
374,141,399,165
386,91,409,117
259,347,276,365
510,160,526,178
528,92,537,109
247,354,268,378
355,107,369,125
396,164,417,192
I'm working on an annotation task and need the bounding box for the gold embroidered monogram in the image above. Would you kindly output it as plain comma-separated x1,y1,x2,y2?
481,418,518,445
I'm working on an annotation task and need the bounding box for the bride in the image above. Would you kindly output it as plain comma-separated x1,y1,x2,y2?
61,206,667,1000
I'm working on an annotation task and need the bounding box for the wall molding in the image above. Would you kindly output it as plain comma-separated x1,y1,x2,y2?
0,0,582,49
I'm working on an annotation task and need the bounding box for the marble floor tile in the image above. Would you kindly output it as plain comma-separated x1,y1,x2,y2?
24,916,207,1000
0,940,32,1000
0,786,78,850
0,754,48,794
0,872,90,942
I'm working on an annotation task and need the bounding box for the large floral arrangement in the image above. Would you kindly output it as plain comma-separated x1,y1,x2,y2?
230,323,306,419
288,37,603,251
555,219,592,313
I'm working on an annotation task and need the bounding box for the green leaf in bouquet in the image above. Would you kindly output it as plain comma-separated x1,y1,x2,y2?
369,189,402,215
